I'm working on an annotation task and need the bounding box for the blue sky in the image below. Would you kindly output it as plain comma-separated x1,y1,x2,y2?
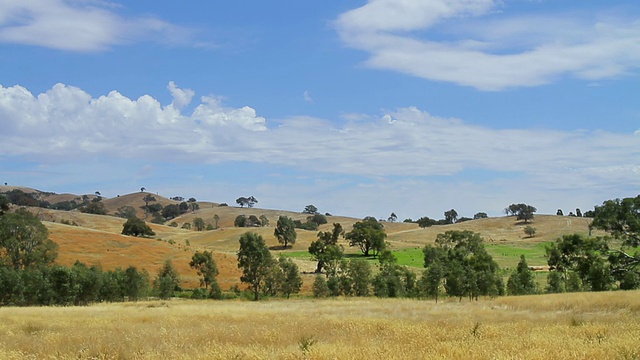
1,0,639,220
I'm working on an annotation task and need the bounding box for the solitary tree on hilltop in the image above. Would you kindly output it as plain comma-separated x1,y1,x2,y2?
444,209,458,224
303,205,319,214
505,203,537,223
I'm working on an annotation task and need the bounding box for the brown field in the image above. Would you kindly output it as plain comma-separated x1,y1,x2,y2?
0,291,638,359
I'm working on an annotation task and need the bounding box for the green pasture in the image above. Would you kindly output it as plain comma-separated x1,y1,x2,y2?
282,241,552,271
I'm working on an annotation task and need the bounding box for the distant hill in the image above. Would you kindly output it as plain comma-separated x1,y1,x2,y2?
2,185,603,290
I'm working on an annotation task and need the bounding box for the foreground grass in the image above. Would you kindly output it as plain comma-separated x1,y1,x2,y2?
0,291,638,359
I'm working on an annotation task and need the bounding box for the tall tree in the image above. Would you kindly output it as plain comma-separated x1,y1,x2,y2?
309,223,344,273
507,255,538,295
153,260,181,299
276,256,303,298
0,209,58,270
237,232,274,301
388,212,397,222
345,216,387,257
274,216,297,248
190,250,219,290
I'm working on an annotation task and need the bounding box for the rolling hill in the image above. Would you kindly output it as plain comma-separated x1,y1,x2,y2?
1,185,603,290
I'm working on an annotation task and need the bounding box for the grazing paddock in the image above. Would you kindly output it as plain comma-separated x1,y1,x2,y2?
0,291,638,359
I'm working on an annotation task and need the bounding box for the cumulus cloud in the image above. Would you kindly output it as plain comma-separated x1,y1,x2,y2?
0,82,266,159
1,82,638,199
0,0,193,51
335,0,640,90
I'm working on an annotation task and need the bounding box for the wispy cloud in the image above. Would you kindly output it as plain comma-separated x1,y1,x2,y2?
0,0,195,51
335,0,640,90
303,90,313,104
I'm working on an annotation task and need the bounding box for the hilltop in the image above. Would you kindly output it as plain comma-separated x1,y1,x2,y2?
1,186,602,290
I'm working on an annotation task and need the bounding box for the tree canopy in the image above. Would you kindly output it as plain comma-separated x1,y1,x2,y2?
0,209,58,270
303,204,319,214
345,216,387,257
423,230,503,301
505,203,537,223
190,251,220,296
121,218,155,237
309,223,344,273
237,232,273,300
590,195,640,247
236,196,258,208
274,216,297,248
444,209,458,224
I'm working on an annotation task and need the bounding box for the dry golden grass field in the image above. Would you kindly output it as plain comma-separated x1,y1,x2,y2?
0,291,638,359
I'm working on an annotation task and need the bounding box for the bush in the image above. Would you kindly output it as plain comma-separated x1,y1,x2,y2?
312,275,330,298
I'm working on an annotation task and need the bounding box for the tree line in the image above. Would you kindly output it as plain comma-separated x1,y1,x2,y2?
1,193,638,306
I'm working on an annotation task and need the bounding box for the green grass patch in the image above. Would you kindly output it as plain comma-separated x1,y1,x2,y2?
283,243,552,271
281,248,425,268
390,247,424,268
486,242,551,270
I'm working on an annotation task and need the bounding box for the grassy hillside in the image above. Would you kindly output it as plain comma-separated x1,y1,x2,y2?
1,291,638,359
4,187,604,290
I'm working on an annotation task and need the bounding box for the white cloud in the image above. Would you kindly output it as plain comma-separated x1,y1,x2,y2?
335,1,640,90
0,82,266,159
1,82,638,217
0,82,638,215
0,0,193,51
167,81,195,110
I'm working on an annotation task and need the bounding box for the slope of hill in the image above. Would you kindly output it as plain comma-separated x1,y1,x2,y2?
4,186,604,290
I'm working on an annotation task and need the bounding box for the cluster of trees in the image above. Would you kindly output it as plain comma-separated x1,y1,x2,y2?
139,195,199,223
237,232,302,300
511,195,640,295
406,210,489,228
310,230,503,300
0,207,177,305
423,231,503,301
236,196,258,208
234,214,269,228
556,208,584,217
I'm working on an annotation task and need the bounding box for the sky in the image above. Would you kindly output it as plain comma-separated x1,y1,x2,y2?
0,0,639,221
